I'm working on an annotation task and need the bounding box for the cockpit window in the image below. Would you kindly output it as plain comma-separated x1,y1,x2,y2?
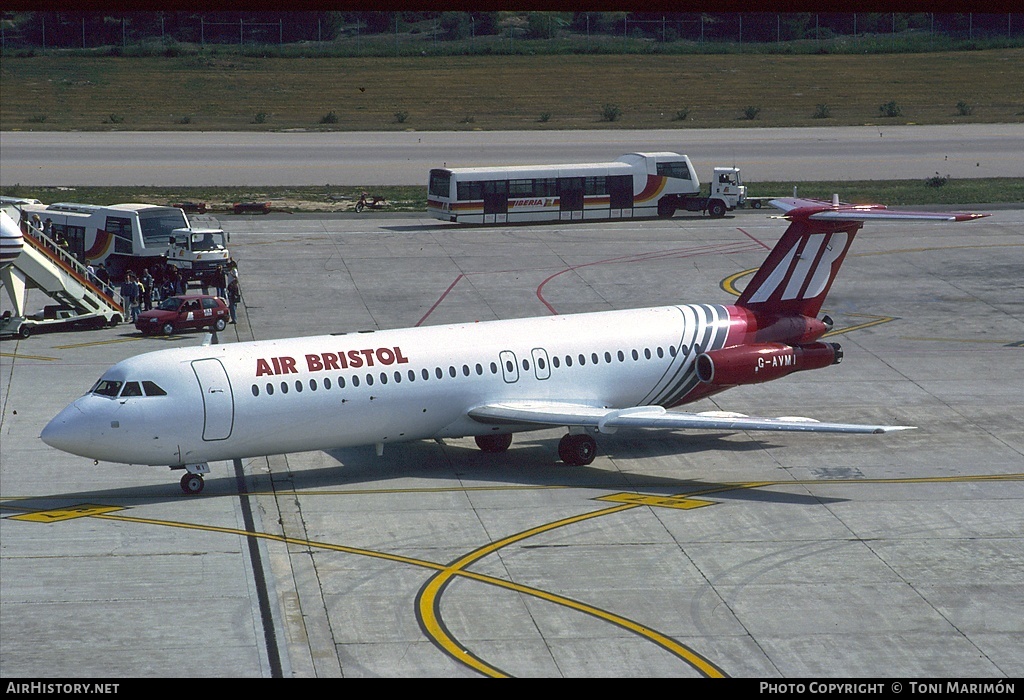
93,380,123,397
120,381,143,397
142,381,167,396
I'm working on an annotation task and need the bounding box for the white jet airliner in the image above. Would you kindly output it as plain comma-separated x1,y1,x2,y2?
41,198,986,494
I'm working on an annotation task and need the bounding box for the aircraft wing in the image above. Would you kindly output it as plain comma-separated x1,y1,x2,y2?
467,401,915,435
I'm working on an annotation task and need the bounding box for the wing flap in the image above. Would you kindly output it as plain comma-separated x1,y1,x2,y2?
467,401,915,435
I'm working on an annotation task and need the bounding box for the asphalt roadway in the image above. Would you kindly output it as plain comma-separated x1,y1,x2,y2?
1,206,1022,679
2,124,1023,187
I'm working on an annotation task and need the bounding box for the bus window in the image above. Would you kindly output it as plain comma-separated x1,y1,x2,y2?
139,209,189,247
457,180,483,201
657,161,691,180
106,216,134,254
429,170,452,198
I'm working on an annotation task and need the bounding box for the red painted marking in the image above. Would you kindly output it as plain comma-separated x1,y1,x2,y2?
416,274,464,327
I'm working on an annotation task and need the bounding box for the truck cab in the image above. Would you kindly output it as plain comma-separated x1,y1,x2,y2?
709,167,746,214
167,228,231,287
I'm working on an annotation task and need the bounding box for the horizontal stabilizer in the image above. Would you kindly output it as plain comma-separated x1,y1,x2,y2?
468,401,915,435
769,198,988,223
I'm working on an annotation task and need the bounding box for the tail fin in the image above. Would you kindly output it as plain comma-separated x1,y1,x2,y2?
736,197,987,317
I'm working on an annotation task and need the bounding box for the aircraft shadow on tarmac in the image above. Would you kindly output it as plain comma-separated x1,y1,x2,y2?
0,432,845,513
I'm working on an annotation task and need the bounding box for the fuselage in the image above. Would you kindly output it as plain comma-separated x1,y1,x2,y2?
42,303,752,466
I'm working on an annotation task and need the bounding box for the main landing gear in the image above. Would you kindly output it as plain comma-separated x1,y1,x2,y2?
474,431,597,466
177,462,211,495
557,433,597,466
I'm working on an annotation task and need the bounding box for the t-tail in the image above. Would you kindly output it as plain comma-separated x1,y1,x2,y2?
736,196,988,317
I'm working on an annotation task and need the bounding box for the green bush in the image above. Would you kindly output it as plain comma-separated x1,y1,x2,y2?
956,100,973,116
672,108,691,121
813,104,831,119
600,103,622,122
319,111,338,124
742,106,761,120
394,111,409,123
879,100,902,117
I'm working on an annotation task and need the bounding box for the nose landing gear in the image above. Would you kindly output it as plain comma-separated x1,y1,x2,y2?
177,462,211,495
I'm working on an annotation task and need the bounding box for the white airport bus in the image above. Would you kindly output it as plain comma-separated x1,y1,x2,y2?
427,152,743,225
16,202,214,282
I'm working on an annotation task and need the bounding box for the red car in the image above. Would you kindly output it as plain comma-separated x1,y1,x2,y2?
135,294,230,335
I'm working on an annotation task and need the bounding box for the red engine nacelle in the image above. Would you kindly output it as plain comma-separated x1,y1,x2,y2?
695,342,842,386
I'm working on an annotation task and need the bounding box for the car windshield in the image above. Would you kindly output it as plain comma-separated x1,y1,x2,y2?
157,297,183,311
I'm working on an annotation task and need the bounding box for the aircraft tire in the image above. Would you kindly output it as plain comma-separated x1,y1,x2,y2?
475,433,513,453
180,473,205,495
558,434,597,466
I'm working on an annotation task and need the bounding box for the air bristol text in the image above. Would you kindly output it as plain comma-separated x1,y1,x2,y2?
255,347,409,376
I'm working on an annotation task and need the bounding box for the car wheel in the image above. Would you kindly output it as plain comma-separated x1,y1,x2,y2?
214,318,227,332
162,322,175,335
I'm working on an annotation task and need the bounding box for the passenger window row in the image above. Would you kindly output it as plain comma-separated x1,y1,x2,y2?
249,344,682,398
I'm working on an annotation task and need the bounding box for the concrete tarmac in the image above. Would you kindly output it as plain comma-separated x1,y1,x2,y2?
1,207,1022,678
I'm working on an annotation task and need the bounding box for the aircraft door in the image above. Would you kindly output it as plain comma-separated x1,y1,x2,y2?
531,348,551,380
191,358,235,441
499,351,519,384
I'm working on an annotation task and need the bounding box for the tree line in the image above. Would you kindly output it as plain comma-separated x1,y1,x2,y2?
2,11,1022,52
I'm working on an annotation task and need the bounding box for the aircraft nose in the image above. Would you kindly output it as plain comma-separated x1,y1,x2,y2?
40,401,92,455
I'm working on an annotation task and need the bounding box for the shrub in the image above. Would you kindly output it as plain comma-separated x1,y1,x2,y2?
394,111,409,123
956,101,973,116
178,115,192,124
599,103,622,122
813,104,831,119
742,106,761,120
672,108,691,121
253,112,268,124
108,113,124,124
538,112,551,123
319,111,338,124
878,100,902,117
925,172,950,187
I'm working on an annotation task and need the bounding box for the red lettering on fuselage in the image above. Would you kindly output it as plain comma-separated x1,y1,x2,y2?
256,356,300,376
258,347,408,377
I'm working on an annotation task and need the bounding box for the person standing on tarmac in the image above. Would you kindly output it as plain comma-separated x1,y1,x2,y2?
227,277,241,325
141,268,155,311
